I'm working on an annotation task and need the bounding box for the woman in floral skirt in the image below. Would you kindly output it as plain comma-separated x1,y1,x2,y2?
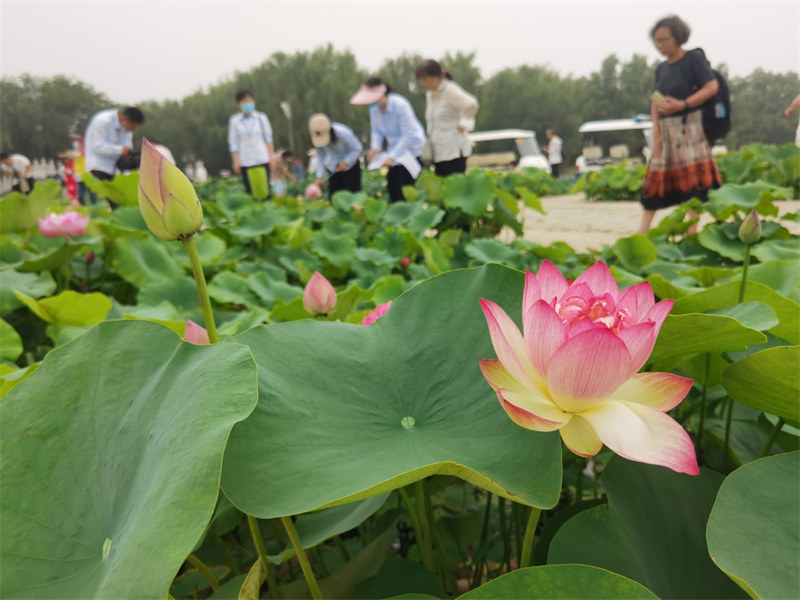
639,15,722,234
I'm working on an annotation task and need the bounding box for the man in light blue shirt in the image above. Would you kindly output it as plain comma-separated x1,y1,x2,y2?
84,107,145,181
309,113,363,198
228,89,274,198
351,78,425,202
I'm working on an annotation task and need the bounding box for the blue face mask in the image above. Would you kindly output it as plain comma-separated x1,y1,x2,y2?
368,103,378,110
241,101,255,113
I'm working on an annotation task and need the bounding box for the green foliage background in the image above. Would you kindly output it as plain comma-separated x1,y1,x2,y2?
1,47,798,174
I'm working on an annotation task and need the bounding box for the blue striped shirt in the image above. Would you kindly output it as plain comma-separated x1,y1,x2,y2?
315,123,363,178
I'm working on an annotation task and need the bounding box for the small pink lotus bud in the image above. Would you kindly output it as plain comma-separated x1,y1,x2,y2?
184,320,210,345
303,272,337,315
738,209,762,245
401,257,410,268
83,250,96,264
305,183,323,199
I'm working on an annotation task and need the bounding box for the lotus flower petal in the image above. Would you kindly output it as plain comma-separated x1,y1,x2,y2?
612,372,693,412
362,301,392,326
572,260,619,299
617,322,657,374
579,400,699,475
480,299,537,389
497,388,570,431
534,260,570,306
523,300,566,379
559,415,603,457
547,328,632,411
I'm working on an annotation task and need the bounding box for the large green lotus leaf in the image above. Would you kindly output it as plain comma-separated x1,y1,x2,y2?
0,180,63,233
105,206,149,233
751,238,800,262
722,346,800,424
649,313,766,365
208,271,262,309
704,181,791,221
612,234,658,272
548,459,746,599
0,321,258,598
82,172,140,207
111,234,185,288
137,277,200,314
0,269,56,312
706,452,800,599
230,202,282,237
706,302,778,332
548,506,648,584
353,559,444,599
171,231,227,268
223,265,562,518
464,239,525,269
459,565,658,600
443,172,494,216
14,289,112,326
0,317,22,361
309,229,357,268
746,260,800,304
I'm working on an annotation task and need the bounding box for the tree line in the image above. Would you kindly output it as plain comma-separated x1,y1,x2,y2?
1,45,798,174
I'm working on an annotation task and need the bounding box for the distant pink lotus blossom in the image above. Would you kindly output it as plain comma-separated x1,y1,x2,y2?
480,260,698,475
184,320,210,345
362,301,392,326
37,211,89,241
401,256,411,268
305,183,323,199
303,272,337,315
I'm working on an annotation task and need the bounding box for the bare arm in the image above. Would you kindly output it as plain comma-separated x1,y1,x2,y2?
657,78,719,116
785,94,800,117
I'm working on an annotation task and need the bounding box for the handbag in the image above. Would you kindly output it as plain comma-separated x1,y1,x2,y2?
116,151,141,171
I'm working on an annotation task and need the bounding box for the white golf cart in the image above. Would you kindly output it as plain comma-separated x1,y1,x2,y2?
467,129,551,173
574,116,653,174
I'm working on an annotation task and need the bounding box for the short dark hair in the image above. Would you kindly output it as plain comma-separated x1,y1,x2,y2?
236,89,254,103
365,77,391,96
122,106,145,124
414,59,453,81
651,15,691,45
0,152,8,160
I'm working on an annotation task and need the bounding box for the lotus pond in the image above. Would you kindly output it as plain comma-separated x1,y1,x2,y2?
0,143,798,599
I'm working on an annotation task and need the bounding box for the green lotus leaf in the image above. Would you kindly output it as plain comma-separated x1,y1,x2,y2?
0,320,258,598
222,265,562,518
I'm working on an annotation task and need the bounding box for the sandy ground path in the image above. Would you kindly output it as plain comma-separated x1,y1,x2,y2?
499,194,800,252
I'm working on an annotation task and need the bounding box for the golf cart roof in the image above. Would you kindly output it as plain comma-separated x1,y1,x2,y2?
579,117,652,133
468,129,538,142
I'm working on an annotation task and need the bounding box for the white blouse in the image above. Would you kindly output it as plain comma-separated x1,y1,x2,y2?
424,79,479,163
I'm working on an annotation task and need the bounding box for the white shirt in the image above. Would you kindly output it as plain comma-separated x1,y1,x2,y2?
228,111,273,167
84,109,133,174
154,144,176,165
1,154,32,183
425,79,479,163
547,136,563,165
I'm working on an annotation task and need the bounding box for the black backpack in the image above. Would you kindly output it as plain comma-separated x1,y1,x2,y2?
693,49,732,143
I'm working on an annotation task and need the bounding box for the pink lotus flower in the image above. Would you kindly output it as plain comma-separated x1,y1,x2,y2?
401,256,411,269
479,260,698,475
305,183,323,199
37,211,89,241
184,320,209,345
303,272,337,315
362,301,392,326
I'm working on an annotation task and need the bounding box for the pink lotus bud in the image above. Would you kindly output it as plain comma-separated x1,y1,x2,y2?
139,138,204,241
305,183,323,199
362,301,392,326
83,250,95,264
401,257,410,268
303,272,337,315
37,210,89,241
184,320,210,345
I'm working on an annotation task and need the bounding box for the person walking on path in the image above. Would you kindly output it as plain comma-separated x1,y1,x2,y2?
228,89,275,198
415,59,479,177
542,129,564,178
350,77,425,202
785,94,800,147
309,113,363,197
639,14,721,235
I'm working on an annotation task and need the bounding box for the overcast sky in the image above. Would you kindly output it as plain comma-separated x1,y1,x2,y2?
1,0,798,104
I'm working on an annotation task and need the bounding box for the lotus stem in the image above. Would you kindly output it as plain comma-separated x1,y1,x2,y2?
520,507,542,568
723,398,734,466
471,492,493,589
697,354,710,452
759,418,785,458
186,553,219,591
737,244,751,304
247,514,279,599
281,516,323,600
182,235,218,343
